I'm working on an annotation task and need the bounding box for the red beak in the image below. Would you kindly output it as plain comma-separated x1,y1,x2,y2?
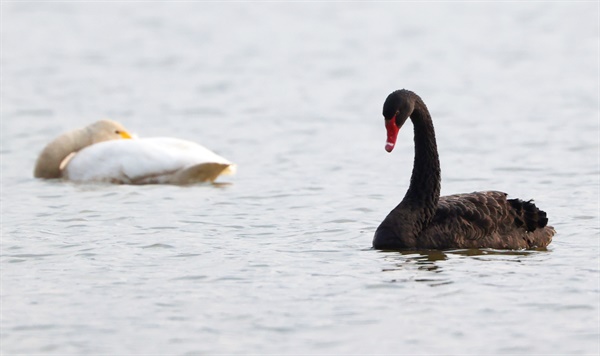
385,115,399,152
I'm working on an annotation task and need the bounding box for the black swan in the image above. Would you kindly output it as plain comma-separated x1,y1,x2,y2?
373,89,555,250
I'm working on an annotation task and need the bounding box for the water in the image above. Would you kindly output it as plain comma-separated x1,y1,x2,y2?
2,2,599,355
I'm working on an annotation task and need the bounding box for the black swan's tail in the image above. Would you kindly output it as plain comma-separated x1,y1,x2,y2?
508,199,549,232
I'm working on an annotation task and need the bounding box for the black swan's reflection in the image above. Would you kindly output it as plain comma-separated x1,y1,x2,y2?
378,249,545,286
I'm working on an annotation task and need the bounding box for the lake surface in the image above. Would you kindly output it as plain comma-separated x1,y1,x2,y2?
2,2,599,355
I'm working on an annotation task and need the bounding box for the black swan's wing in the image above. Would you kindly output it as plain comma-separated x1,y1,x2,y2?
434,191,514,238
420,191,554,249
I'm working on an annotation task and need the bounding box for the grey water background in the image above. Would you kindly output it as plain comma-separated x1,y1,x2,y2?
1,1,599,355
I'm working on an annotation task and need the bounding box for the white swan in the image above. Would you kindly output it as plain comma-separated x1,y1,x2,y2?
34,119,236,185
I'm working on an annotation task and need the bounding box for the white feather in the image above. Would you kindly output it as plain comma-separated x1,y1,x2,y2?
64,137,235,184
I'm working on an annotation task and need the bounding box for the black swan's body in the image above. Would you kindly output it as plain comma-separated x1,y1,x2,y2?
373,89,555,250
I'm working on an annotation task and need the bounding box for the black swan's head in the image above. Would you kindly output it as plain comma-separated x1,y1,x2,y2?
382,89,415,152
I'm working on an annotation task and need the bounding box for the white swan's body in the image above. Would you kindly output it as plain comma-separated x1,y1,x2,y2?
34,120,235,185
64,137,235,184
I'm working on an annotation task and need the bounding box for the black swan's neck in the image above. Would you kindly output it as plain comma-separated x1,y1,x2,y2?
397,97,441,226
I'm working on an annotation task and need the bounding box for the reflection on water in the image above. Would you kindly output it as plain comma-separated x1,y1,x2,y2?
380,250,448,286
445,248,546,257
379,248,545,287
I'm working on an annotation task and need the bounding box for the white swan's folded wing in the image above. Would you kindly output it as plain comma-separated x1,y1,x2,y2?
64,137,235,184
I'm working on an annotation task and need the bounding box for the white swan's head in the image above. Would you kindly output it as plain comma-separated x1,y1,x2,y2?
58,119,134,170
34,119,134,179
86,119,133,143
